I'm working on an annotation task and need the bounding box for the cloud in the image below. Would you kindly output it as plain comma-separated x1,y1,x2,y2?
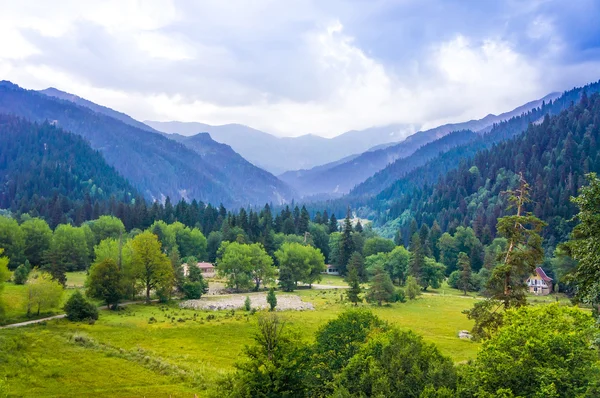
0,0,599,137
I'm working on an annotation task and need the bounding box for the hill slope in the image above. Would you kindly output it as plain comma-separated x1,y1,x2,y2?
0,81,292,207
371,85,600,245
280,92,560,197
0,114,136,227
167,132,296,204
145,121,418,174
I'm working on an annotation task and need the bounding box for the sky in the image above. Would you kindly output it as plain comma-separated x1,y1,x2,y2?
1,0,599,138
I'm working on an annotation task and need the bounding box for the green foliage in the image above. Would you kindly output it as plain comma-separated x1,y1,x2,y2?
0,250,9,321
224,313,306,397
44,224,90,283
306,310,386,396
87,258,125,309
567,173,600,307
405,275,422,300
64,290,98,322
244,296,252,311
266,288,277,311
457,252,472,295
334,328,457,397
20,218,52,267
206,231,223,262
337,210,355,275
23,269,64,317
346,251,367,283
367,265,395,305
363,237,395,257
420,257,446,291
0,216,25,269
181,281,206,300
88,216,125,244
458,305,600,397
345,267,362,306
462,299,505,341
131,231,173,303
218,241,274,292
12,262,31,285
275,242,325,291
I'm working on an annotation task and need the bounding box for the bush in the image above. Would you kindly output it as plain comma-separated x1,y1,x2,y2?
13,262,31,285
392,288,406,303
447,270,460,289
64,291,98,322
182,281,206,299
244,296,252,311
405,276,422,300
267,288,277,311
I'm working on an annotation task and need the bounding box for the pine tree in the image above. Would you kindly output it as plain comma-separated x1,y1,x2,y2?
266,288,277,311
409,233,425,287
338,209,355,275
490,174,545,308
329,214,338,233
346,267,362,306
457,252,472,295
394,230,403,246
355,220,363,233
366,266,394,306
347,251,367,283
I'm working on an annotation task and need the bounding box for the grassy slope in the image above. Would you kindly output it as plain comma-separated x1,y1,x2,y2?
0,273,578,397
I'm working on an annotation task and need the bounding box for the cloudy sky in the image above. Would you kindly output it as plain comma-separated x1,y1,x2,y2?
1,0,599,137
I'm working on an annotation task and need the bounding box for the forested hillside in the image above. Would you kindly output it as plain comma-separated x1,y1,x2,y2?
166,133,296,201
375,91,600,248
280,93,559,197
0,82,292,207
0,115,137,227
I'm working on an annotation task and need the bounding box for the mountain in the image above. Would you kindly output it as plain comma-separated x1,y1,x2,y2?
279,92,561,198
39,87,158,133
166,132,296,204
372,89,600,247
0,114,137,227
144,120,418,174
0,81,293,207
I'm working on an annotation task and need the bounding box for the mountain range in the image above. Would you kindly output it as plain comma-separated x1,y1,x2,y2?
278,92,561,198
144,120,419,175
0,82,294,207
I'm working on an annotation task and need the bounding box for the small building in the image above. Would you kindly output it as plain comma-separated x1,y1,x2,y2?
183,262,216,278
526,267,553,295
324,264,340,276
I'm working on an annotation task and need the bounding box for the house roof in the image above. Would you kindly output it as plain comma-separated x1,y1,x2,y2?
535,267,553,282
326,264,336,269
197,262,214,269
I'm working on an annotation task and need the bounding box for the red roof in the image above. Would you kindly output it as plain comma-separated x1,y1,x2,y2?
535,267,552,282
197,262,214,269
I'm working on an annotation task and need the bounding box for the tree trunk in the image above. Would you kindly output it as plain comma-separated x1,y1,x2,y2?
146,285,151,303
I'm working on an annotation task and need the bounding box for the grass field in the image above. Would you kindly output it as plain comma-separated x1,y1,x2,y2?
0,272,88,325
0,272,581,397
0,287,484,397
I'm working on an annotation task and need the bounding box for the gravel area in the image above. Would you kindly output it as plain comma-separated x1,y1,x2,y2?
180,294,314,311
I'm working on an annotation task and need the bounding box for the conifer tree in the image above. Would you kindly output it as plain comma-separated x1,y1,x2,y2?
346,267,362,306
367,265,394,306
338,209,355,275
329,213,338,233
457,252,472,295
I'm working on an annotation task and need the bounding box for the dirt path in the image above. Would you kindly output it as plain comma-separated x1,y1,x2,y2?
0,300,155,330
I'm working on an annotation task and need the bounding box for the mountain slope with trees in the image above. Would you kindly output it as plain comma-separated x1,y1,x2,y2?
374,89,600,249
0,82,293,207
279,92,560,197
0,115,137,227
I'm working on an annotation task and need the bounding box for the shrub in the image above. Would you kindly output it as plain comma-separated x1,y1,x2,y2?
267,288,277,311
405,276,422,300
64,291,98,322
13,262,31,285
393,288,406,303
244,296,251,311
182,281,206,299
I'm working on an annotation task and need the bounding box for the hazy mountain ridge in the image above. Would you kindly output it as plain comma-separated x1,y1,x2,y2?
0,81,293,207
279,92,561,197
145,120,419,174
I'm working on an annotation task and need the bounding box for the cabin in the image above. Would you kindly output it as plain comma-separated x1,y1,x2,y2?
323,264,340,276
183,262,216,278
526,267,553,295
